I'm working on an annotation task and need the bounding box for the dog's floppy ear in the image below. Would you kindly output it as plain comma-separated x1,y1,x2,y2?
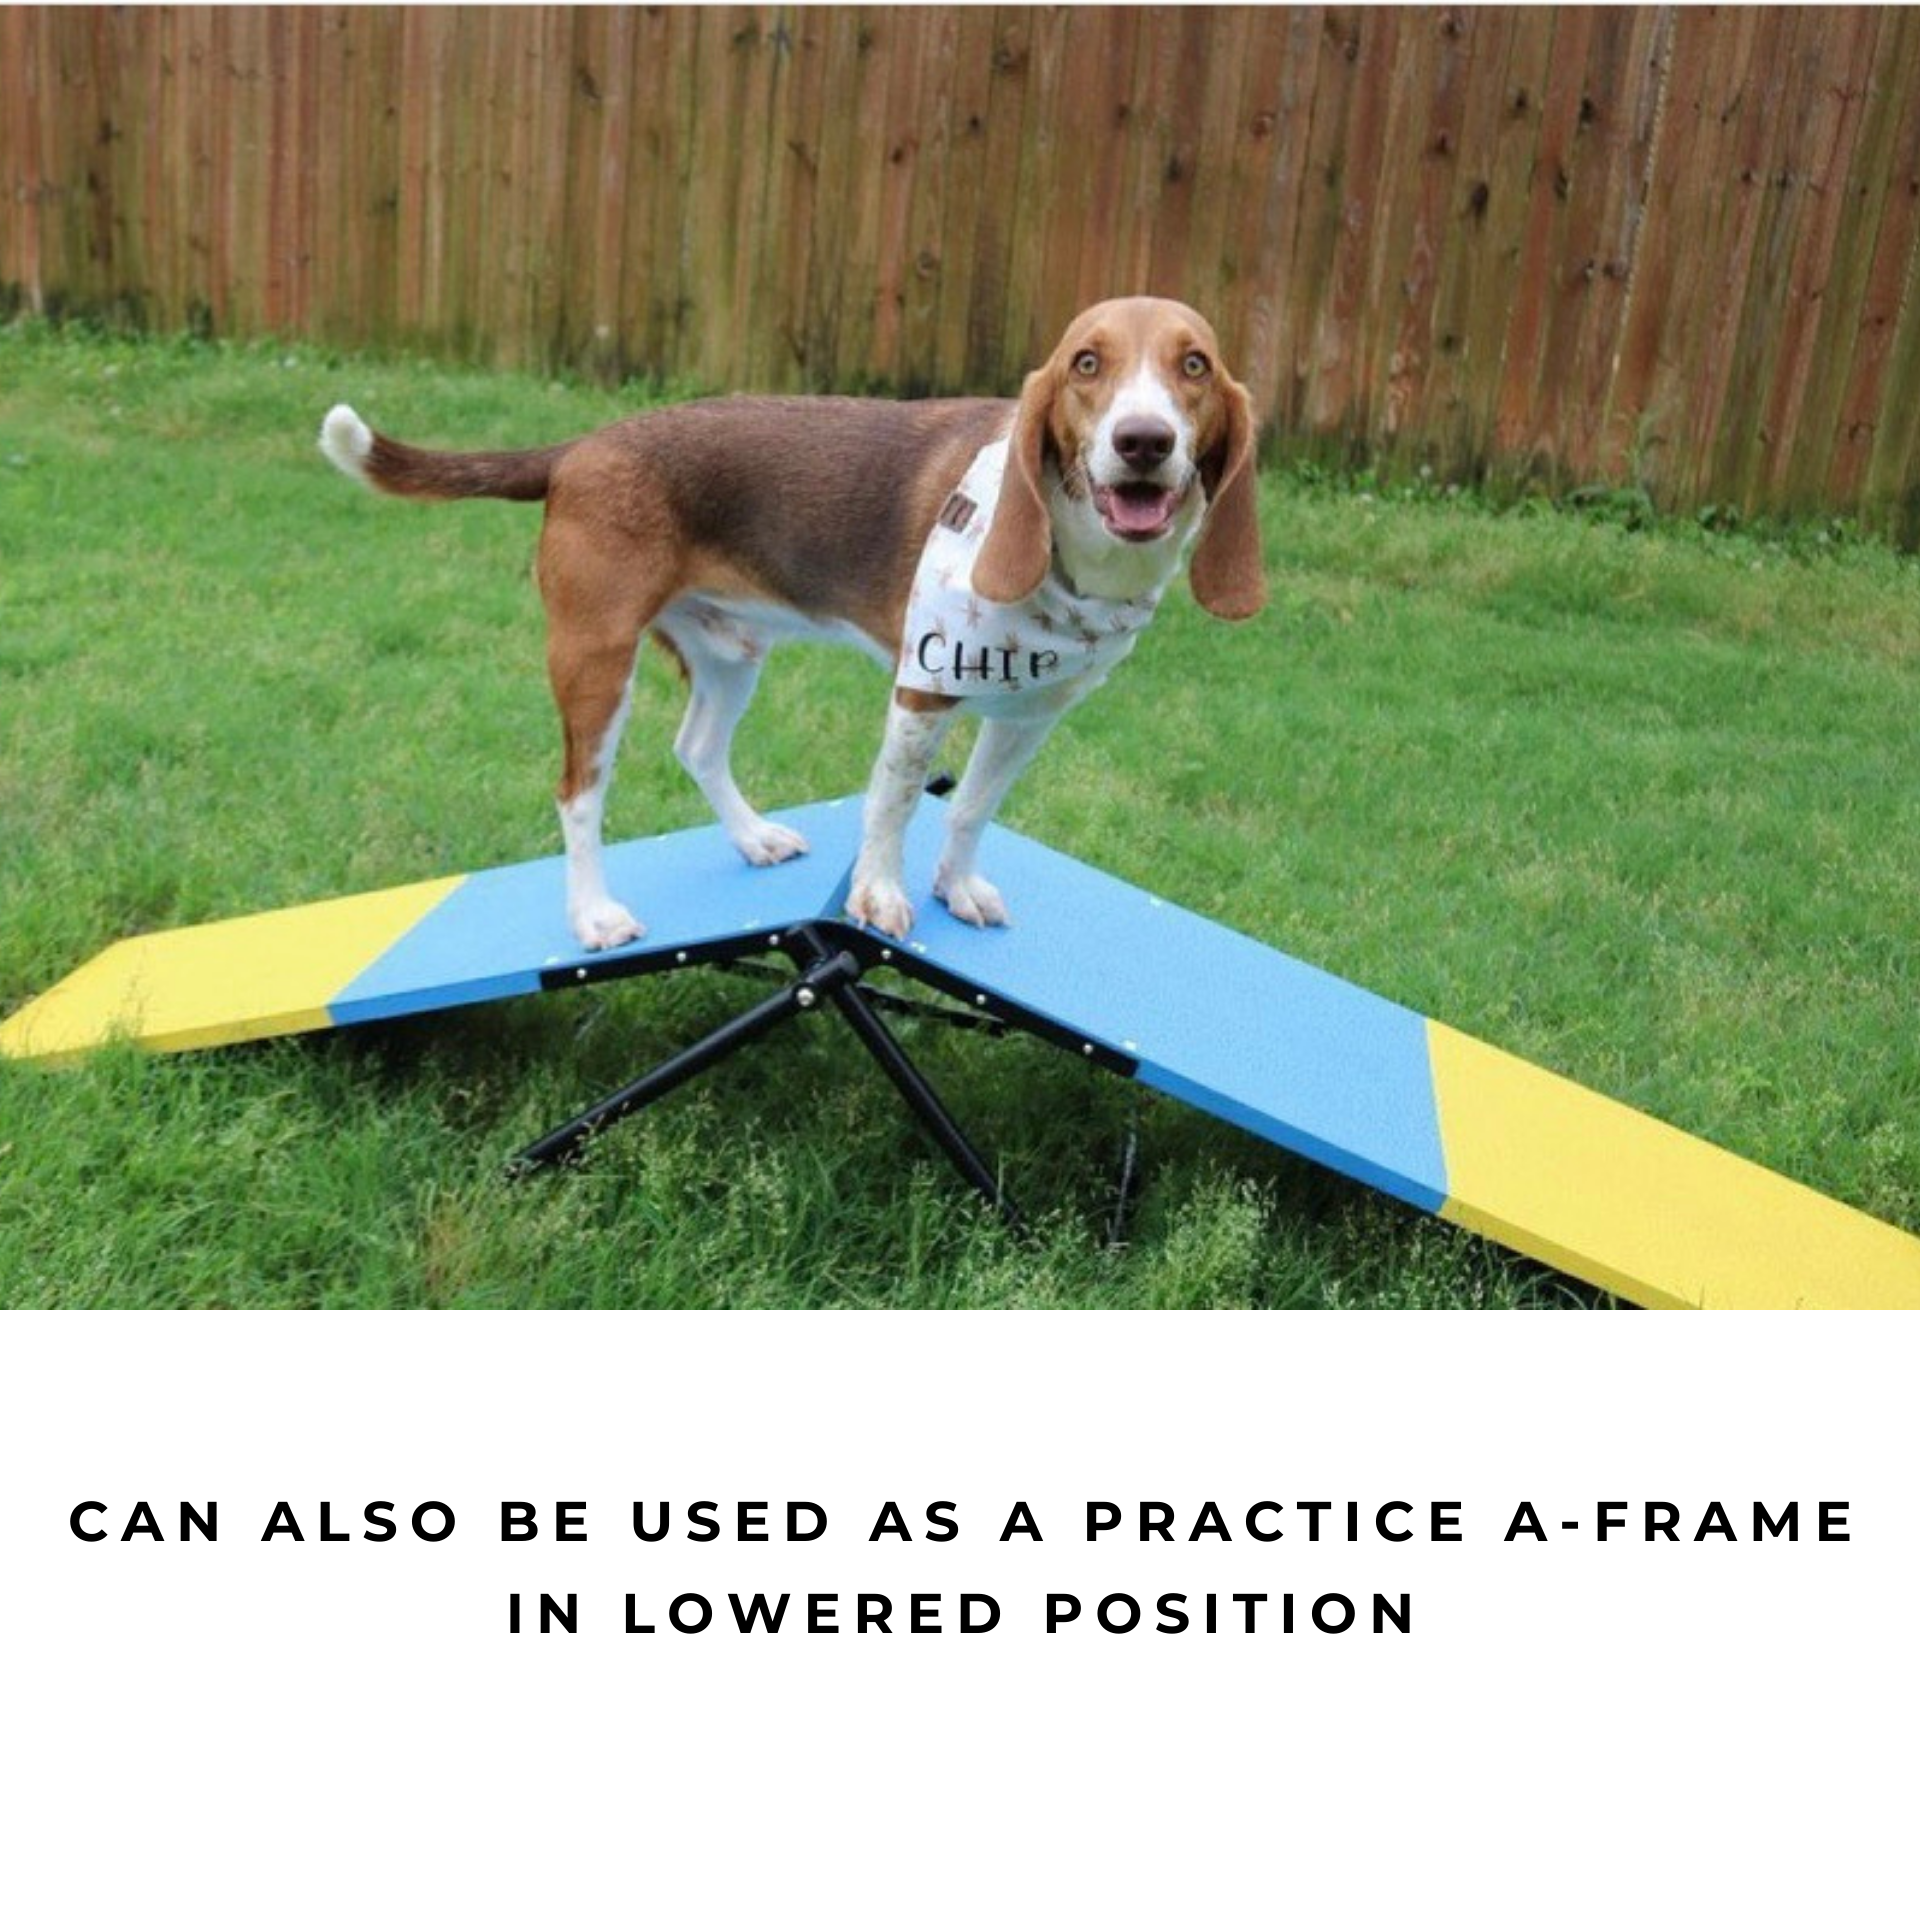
974,367,1056,605
1188,374,1265,621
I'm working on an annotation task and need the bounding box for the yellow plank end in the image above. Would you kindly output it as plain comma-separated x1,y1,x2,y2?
1429,1023,1920,1310
0,876,465,1066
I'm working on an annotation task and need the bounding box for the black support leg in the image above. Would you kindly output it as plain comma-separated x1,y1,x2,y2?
507,948,859,1175
828,968,1022,1233
507,927,1018,1229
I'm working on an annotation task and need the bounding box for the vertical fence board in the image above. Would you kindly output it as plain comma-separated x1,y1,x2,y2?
1681,8,1805,510
1145,8,1210,297
1000,7,1071,368
960,8,1034,387
1289,7,1388,445
224,10,264,336
1381,7,1476,457
1790,8,1912,516
1714,13,1852,513
1491,8,1591,476
1022,9,1085,358
726,12,778,390
1428,11,1552,479
1182,7,1255,333
262,9,293,331
93,10,138,326
1414,9,1508,475
0,9,37,305
804,10,880,390
1037,4,1112,324
1562,7,1670,485
32,6,59,301
560,7,615,375
898,6,958,395
307,9,343,340
1034,8,1120,345
639,5,694,377
864,4,928,387
1525,9,1645,489
502,7,538,363
165,7,199,331
1221,6,1316,413
679,10,741,388
1862,219,1920,541
1753,11,1880,507
366,7,407,356
767,5,831,389
1112,7,1176,299
48,14,90,311
1825,14,1920,514
1278,7,1361,437
1627,7,1763,505
391,9,427,343
1602,4,1705,488
1067,4,1144,320
925,7,996,389
1352,13,1435,454
530,8,573,370
135,5,171,329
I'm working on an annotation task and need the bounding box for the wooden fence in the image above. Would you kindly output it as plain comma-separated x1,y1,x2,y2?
6,6,1920,538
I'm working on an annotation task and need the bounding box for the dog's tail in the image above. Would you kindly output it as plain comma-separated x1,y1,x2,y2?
318,404,568,503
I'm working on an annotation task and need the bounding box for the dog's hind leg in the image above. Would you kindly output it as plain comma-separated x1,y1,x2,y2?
551,641,647,951
542,522,664,951
660,609,810,868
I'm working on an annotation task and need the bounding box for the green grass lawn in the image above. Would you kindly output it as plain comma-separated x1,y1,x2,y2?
1,323,1915,1308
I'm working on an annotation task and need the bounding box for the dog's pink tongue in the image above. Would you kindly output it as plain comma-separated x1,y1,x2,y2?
1101,486,1176,536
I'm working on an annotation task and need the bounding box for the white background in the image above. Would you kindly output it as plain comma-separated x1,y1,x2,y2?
4,1310,1915,1918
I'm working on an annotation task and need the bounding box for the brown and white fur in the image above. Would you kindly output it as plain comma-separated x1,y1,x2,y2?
318,296,1265,949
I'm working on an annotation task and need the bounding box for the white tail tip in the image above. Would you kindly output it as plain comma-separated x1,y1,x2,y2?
319,403,374,485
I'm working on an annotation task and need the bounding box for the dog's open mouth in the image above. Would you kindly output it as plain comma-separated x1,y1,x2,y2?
1094,480,1187,543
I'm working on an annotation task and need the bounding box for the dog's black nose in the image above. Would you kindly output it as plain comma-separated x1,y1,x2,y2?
1111,415,1176,472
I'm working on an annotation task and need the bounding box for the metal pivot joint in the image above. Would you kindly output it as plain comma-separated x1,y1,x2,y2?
508,922,1022,1231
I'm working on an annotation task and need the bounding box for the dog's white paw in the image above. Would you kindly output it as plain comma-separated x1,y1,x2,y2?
572,898,647,951
732,818,811,867
847,875,915,942
934,869,1010,929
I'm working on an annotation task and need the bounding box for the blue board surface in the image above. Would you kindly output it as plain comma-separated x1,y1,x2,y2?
879,808,1450,1214
332,797,864,1026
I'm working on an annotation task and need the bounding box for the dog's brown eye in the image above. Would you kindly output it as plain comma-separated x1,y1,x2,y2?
1072,350,1100,378
1182,350,1212,380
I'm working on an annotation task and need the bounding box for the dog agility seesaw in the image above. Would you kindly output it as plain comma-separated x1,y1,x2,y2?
5,793,1917,1309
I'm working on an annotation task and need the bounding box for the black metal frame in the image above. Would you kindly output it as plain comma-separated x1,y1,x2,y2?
507,916,1140,1227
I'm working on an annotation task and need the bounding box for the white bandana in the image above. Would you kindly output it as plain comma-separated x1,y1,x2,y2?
897,438,1165,703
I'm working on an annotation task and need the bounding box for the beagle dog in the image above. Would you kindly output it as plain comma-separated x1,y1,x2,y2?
319,296,1264,949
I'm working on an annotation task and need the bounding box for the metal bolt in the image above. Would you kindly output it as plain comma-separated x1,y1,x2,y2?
796,987,817,1010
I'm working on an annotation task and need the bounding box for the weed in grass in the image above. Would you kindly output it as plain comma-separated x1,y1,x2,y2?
2,323,1916,1308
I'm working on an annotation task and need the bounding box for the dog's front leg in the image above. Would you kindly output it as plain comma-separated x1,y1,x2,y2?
932,712,1063,927
847,692,957,940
